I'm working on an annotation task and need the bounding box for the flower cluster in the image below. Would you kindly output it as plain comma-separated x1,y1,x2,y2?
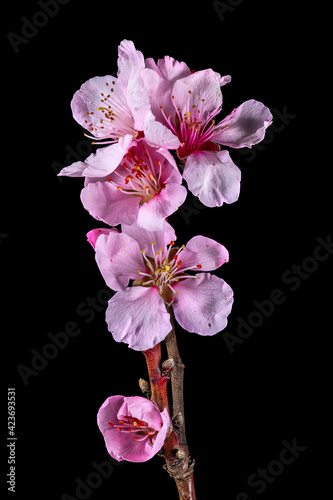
62,40,271,463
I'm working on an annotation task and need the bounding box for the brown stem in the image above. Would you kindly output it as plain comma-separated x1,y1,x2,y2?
142,316,196,500
164,305,187,449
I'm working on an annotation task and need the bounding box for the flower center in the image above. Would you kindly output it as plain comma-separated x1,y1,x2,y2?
108,415,160,446
136,241,202,304
84,79,138,144
160,91,229,159
108,145,164,203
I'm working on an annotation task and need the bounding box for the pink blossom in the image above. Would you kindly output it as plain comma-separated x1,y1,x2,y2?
142,61,272,207
88,222,233,351
58,40,151,178
97,395,170,463
81,141,187,231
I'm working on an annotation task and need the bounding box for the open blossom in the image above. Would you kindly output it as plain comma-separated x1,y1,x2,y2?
80,141,187,231
58,40,155,178
142,58,272,207
87,222,233,351
97,395,170,463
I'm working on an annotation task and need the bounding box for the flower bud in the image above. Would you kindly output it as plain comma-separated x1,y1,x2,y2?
175,449,186,460
138,378,151,395
172,412,184,429
161,358,174,377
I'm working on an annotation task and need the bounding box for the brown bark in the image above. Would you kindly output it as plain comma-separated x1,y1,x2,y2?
142,310,196,500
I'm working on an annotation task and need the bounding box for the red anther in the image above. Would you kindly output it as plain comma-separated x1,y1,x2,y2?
138,420,148,427
170,241,175,246
117,427,122,432
117,186,123,191
173,255,178,261
108,177,112,182
119,420,124,424
108,422,114,427
197,264,202,269
125,149,135,157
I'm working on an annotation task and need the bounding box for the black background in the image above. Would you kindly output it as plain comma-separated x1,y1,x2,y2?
2,1,331,499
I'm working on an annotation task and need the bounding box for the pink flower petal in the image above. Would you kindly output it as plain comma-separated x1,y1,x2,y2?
136,183,187,231
94,232,146,291
142,55,191,128
172,69,222,123
121,221,176,255
214,99,273,148
180,235,229,271
58,136,134,178
219,74,232,87
154,147,181,180
80,181,140,227
127,70,150,131
71,75,119,138
57,160,90,178
141,69,176,129
183,150,241,207
172,273,234,336
144,114,181,149
80,135,134,177
117,39,145,90
106,286,172,351
116,40,150,131
97,395,125,436
86,228,119,249
156,56,192,83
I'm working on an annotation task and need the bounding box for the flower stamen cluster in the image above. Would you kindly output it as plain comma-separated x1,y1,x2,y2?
83,80,138,144
108,146,163,203
160,95,230,159
108,415,161,446
137,241,202,303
